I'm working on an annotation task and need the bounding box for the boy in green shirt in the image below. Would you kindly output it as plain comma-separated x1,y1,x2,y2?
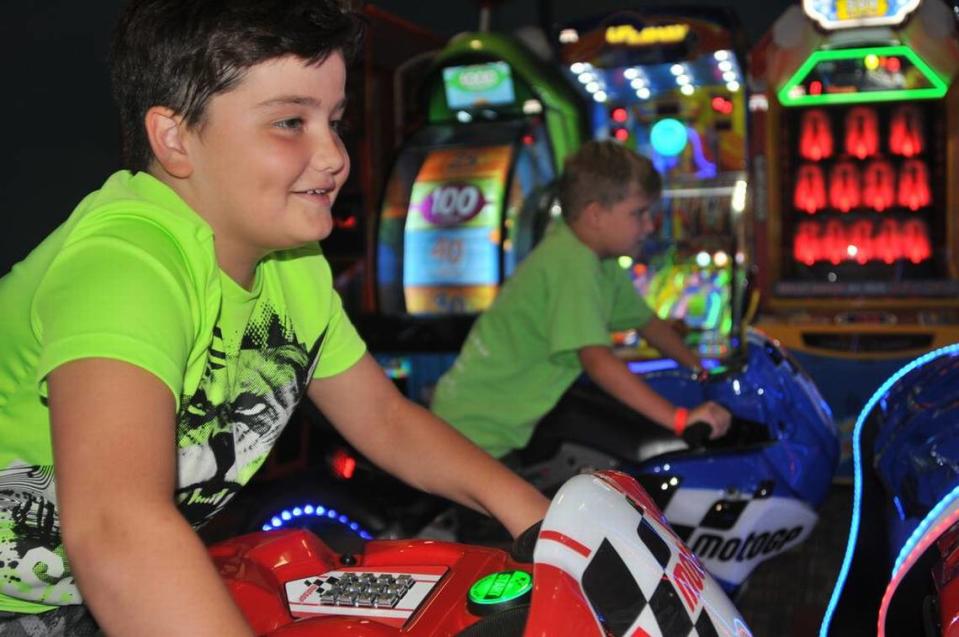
431,140,731,459
0,1,548,634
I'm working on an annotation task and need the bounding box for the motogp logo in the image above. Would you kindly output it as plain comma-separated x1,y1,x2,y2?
421,183,486,226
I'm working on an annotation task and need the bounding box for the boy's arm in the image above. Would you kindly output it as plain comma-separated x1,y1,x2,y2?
637,315,703,373
48,358,254,637
578,345,730,438
307,354,549,538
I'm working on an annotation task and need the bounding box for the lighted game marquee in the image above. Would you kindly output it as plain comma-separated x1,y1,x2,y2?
779,47,949,295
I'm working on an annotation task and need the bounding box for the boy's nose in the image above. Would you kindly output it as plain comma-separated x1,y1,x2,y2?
310,130,347,176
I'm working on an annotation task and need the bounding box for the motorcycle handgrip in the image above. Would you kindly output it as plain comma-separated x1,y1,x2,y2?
682,421,712,448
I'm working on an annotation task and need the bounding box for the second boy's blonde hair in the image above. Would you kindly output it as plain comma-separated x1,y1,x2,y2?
557,140,662,222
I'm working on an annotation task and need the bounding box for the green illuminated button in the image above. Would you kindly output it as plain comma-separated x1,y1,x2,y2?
467,570,532,615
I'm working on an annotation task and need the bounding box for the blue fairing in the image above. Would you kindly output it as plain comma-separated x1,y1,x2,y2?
640,329,839,506
820,343,959,636
872,350,959,555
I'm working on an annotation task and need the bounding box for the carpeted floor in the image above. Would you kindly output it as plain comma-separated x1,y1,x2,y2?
735,484,854,637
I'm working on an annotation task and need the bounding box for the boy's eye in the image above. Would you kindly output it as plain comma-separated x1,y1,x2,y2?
331,119,349,135
274,117,304,130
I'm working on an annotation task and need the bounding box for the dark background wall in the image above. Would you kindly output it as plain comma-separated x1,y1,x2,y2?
0,0,794,275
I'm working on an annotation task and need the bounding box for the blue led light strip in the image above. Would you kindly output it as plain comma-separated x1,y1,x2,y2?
261,503,374,541
820,343,959,636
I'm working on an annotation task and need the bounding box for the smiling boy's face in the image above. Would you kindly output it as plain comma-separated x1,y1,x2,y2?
157,52,350,280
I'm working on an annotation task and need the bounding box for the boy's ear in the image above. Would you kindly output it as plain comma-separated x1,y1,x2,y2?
580,200,604,227
144,106,193,179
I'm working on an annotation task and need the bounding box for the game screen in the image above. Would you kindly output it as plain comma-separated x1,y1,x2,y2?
617,182,741,363
442,62,516,110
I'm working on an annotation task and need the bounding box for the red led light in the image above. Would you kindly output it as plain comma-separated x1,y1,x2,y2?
809,80,823,95
875,218,901,264
844,106,879,159
711,96,733,115
794,164,827,214
902,219,932,263
885,56,901,73
793,218,932,266
793,221,821,265
611,107,628,123
889,104,924,158
897,159,931,210
862,160,895,212
799,108,833,161
334,215,357,229
847,219,874,264
613,127,630,141
522,134,535,145
829,161,861,213
331,448,356,480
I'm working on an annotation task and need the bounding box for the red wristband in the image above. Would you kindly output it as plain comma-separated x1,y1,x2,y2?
673,407,689,436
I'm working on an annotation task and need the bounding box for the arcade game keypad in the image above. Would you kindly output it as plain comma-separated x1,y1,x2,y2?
284,567,447,621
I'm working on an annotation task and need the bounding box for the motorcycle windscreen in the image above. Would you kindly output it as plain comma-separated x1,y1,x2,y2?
529,471,752,637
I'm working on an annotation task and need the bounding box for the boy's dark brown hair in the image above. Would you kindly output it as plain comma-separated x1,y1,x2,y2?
110,0,365,173
557,140,662,222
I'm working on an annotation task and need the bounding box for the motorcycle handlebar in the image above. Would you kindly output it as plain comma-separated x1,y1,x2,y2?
681,421,713,448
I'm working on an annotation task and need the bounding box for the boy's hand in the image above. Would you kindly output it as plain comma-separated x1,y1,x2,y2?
687,401,732,439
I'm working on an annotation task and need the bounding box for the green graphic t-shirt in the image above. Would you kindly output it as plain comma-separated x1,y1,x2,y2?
0,171,366,612
431,219,653,458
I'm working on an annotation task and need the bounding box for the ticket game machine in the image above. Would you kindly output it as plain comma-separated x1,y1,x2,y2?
554,8,750,372
367,32,583,402
748,0,959,475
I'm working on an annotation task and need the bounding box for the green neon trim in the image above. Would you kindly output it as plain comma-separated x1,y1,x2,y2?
778,45,948,107
468,570,532,605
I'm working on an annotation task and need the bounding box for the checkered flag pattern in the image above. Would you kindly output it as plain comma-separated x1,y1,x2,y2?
580,524,721,637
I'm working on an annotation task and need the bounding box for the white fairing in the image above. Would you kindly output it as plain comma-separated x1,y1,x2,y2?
535,474,752,637
663,488,819,586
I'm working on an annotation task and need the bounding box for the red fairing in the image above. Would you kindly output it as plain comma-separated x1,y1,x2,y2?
897,159,931,211
525,563,602,635
794,164,827,214
211,529,341,635
799,108,834,161
829,162,861,213
936,522,959,637
211,529,526,636
889,104,924,158
844,106,879,160
862,160,896,212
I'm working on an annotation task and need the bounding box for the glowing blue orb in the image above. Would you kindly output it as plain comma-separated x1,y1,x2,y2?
650,118,688,157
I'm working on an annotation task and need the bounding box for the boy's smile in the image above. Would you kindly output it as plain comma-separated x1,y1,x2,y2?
155,53,350,287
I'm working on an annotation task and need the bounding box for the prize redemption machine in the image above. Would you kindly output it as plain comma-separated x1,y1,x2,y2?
364,31,583,404
554,9,750,372
749,0,959,476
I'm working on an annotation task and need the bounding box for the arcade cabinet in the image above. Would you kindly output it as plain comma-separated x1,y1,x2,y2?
748,0,959,476
363,31,584,403
553,8,750,371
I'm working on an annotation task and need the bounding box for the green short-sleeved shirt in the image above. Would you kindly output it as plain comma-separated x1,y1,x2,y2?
430,219,653,458
0,171,366,612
